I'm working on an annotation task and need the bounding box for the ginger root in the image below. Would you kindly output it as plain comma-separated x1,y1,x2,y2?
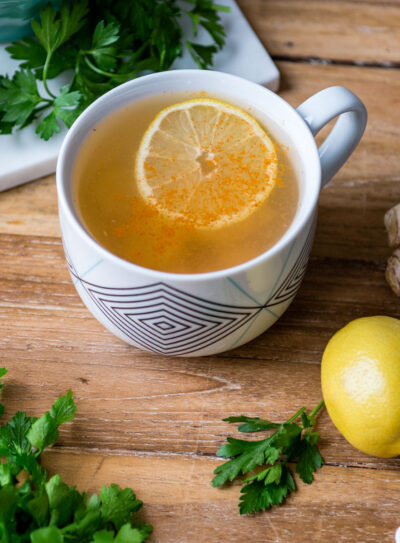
386,249,400,297
384,204,400,296
384,203,400,248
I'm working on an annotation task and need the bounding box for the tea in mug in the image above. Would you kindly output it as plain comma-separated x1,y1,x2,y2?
73,92,299,274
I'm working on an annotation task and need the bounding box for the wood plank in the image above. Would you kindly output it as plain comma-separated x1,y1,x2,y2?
276,61,400,260
238,0,400,64
39,450,400,543
276,62,400,182
0,233,399,468
1,6,399,542
1,62,399,262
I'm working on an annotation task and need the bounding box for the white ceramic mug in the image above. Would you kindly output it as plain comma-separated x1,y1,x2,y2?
57,70,367,357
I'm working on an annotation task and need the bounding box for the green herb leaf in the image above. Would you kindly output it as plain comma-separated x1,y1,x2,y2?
0,0,228,139
27,492,50,526
32,1,87,55
184,0,227,48
0,486,17,519
296,433,324,484
6,37,46,69
58,1,89,46
244,463,283,485
101,485,143,530
0,411,35,456
31,4,61,54
114,523,152,543
91,524,151,543
30,526,64,543
222,415,279,433
213,403,325,514
239,465,295,515
50,389,77,426
212,437,280,487
88,21,120,71
92,531,116,543
16,453,47,486
35,110,61,140
35,86,82,139
273,423,302,452
0,70,42,125
0,463,12,486
27,412,58,452
45,474,82,526
186,41,217,69
0,369,152,540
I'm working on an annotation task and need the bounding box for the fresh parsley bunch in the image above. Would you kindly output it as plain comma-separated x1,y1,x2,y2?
212,402,325,514
0,0,228,140
0,368,152,542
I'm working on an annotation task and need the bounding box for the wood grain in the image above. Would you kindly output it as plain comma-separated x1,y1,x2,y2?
1,233,399,471
1,10,400,541
40,450,400,543
238,0,400,64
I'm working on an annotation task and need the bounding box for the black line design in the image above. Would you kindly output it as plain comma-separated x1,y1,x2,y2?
64,225,314,355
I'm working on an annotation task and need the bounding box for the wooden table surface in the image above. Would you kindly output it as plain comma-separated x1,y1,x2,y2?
1,2,400,542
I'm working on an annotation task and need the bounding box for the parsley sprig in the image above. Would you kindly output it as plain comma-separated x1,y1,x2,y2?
0,0,229,140
212,402,325,514
0,368,152,542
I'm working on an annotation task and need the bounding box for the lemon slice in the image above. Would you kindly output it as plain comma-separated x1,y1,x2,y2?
136,98,278,230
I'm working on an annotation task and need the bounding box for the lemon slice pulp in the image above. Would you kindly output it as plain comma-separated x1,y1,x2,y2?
136,98,278,230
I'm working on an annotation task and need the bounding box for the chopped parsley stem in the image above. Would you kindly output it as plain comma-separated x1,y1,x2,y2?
309,400,325,419
84,56,124,79
124,41,150,62
42,52,57,99
287,406,306,423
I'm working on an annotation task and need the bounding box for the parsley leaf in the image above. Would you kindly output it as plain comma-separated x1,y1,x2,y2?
0,410,35,457
91,523,152,542
0,70,42,126
213,402,325,514
212,437,280,487
296,432,324,484
0,0,229,139
0,369,152,541
58,1,89,46
185,42,218,69
32,1,87,54
85,21,120,72
101,484,143,530
50,388,77,425
222,415,280,433
31,527,64,543
239,465,295,515
36,86,82,140
6,36,46,71
27,389,76,451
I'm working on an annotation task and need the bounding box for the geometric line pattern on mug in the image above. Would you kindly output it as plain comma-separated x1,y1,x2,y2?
227,222,315,350
66,273,262,355
265,224,314,307
63,224,314,356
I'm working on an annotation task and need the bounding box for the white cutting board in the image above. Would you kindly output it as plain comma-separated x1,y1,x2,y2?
0,0,279,192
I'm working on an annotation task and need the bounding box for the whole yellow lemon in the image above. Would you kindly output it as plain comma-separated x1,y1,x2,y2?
321,316,400,458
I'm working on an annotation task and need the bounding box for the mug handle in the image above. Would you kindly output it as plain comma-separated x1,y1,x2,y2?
296,86,367,187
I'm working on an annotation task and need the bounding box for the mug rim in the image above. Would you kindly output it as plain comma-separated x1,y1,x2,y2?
57,69,321,282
